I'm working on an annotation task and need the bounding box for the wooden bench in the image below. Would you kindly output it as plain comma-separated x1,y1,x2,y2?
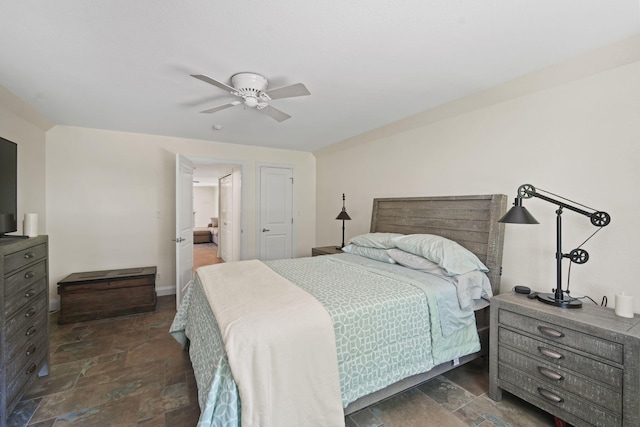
57,266,157,324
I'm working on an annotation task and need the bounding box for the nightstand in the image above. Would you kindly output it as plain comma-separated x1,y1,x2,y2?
311,246,342,256
489,292,640,427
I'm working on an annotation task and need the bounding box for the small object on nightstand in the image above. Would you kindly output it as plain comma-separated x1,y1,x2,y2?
527,292,539,299
514,285,531,294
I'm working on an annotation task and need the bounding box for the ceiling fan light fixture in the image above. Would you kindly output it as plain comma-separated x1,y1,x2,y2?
244,97,259,108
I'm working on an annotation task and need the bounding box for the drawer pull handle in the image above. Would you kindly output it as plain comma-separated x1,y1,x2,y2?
538,387,563,403
25,363,37,375
26,344,36,356
538,366,564,381
24,289,36,298
25,326,36,336
538,325,564,338
25,308,36,318
24,252,35,259
24,271,35,279
538,346,563,360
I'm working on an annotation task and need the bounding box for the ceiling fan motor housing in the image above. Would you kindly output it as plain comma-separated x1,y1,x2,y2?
231,73,269,100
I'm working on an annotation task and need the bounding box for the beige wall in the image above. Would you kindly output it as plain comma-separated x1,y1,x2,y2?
315,37,640,311
0,86,50,235
46,126,316,305
194,186,218,228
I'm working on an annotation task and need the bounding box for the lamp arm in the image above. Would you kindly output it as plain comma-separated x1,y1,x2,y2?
520,186,610,227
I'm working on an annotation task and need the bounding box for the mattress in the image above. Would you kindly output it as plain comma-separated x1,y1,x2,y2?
170,253,482,426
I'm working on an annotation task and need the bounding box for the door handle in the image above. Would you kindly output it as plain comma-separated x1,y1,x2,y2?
172,237,185,243
262,228,270,232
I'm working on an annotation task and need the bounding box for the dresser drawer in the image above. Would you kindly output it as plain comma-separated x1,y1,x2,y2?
4,260,47,296
499,327,622,388
499,364,620,427
5,291,47,340
498,345,621,414
6,348,47,413
499,309,623,364
4,276,47,318
6,323,47,386
3,243,47,275
6,309,48,363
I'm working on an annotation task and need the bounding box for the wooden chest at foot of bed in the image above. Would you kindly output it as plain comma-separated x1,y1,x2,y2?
57,266,157,324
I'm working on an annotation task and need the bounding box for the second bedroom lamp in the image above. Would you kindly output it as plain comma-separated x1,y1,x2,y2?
335,193,351,249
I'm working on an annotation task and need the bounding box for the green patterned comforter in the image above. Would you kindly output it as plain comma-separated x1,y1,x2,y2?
170,253,481,427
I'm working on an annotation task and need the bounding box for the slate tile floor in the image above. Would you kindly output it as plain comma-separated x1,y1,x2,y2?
9,295,558,426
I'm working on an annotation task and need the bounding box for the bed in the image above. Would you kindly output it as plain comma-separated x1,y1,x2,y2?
171,194,507,426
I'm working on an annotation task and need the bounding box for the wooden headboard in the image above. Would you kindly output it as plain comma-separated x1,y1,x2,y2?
370,194,508,295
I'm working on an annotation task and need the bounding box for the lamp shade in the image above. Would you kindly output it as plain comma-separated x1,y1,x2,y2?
336,210,351,220
498,198,539,224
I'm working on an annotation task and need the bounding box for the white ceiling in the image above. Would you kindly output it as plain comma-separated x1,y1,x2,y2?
0,1,638,152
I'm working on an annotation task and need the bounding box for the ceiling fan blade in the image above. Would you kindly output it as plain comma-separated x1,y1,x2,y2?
199,102,240,114
191,74,237,94
264,83,310,100
260,105,291,122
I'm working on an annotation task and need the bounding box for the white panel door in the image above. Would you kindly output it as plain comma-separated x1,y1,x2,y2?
175,154,194,307
219,174,233,262
259,166,293,260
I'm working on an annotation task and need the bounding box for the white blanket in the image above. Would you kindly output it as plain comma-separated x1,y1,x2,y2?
198,260,344,427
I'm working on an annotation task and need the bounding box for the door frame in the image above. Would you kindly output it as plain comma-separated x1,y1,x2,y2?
187,156,248,261
256,162,296,260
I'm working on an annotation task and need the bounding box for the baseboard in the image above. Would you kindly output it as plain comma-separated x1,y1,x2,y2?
156,286,176,297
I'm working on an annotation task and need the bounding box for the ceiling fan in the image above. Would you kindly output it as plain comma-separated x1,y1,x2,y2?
192,72,310,122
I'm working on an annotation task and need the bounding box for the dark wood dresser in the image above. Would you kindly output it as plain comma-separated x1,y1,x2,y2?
490,292,640,426
0,235,49,427
57,266,157,324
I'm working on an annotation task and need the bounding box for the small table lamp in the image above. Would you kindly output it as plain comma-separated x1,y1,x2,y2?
335,193,351,249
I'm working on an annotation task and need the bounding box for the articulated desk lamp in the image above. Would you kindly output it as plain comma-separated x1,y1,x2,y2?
336,193,351,249
499,184,611,308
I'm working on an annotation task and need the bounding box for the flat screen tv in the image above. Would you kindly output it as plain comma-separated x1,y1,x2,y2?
0,136,18,237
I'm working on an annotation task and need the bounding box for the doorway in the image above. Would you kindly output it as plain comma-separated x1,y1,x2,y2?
191,159,246,265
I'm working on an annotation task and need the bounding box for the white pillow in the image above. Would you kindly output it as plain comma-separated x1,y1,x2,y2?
386,249,448,277
349,232,404,249
452,270,493,311
392,234,488,276
342,244,396,264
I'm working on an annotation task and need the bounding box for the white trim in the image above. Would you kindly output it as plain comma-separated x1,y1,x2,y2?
156,285,176,297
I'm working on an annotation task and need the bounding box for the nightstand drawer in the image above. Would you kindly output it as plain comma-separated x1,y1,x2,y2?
499,309,623,364
499,346,621,414
500,364,621,427
499,327,622,388
311,246,342,256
